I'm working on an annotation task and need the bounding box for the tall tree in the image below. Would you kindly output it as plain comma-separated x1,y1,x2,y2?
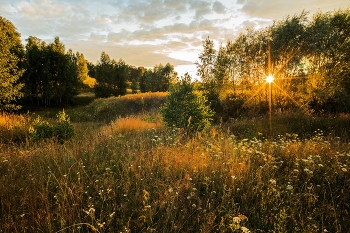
76,52,89,84
304,9,350,112
94,52,128,97
23,36,79,106
139,63,177,93
0,16,25,111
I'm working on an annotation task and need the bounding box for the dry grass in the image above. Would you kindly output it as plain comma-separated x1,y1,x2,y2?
0,112,31,143
0,109,350,232
101,116,162,135
68,92,167,122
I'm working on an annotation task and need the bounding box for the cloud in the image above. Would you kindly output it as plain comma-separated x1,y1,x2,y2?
239,0,349,20
1,0,349,80
212,1,227,14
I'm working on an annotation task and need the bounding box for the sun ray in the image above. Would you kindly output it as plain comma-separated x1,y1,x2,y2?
272,82,309,113
241,82,268,108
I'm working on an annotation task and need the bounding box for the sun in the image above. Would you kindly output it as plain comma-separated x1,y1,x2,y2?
266,74,274,83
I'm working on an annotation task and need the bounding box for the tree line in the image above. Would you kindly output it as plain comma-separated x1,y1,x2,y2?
196,8,350,117
0,16,177,110
1,8,350,116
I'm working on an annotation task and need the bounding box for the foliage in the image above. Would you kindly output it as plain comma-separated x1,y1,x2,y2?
161,73,214,133
22,36,79,106
54,110,75,141
29,110,74,142
76,52,90,85
94,52,128,98
196,9,350,116
130,78,139,94
28,116,54,140
0,16,25,111
139,63,177,92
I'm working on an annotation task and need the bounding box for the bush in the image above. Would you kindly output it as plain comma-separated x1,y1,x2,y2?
28,116,54,141
29,110,74,142
161,73,214,134
54,110,74,141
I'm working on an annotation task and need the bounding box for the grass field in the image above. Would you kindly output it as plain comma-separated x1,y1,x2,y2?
0,93,349,232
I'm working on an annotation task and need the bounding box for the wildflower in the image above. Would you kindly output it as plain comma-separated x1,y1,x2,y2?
192,204,196,208
286,185,293,191
304,168,313,174
269,179,276,186
109,212,115,218
97,222,105,228
232,217,241,224
241,226,251,233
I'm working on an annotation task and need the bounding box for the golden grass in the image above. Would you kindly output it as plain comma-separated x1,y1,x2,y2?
1,108,350,232
0,112,27,130
100,115,162,136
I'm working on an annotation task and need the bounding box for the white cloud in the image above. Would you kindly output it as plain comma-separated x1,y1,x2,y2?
1,0,349,80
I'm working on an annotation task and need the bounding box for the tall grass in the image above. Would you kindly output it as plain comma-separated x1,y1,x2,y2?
0,112,31,143
68,92,167,123
1,109,350,232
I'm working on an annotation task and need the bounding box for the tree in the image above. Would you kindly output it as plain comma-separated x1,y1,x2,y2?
304,9,350,112
76,52,90,84
94,52,128,98
195,37,221,111
0,16,25,111
161,73,214,134
22,36,79,106
139,63,177,93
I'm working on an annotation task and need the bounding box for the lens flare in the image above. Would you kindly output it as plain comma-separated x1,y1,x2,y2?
266,74,274,83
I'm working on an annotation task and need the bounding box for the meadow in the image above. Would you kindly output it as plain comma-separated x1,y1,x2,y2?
0,92,350,232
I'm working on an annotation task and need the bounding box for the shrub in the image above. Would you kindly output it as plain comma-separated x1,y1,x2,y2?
28,116,53,141
54,110,74,141
161,73,214,134
29,110,74,142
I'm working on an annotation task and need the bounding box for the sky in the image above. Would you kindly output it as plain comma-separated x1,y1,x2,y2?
0,0,349,78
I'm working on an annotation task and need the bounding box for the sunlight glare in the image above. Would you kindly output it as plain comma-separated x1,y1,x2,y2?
266,74,274,83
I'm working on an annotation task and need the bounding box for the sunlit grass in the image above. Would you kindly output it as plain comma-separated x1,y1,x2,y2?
0,112,31,143
1,106,350,232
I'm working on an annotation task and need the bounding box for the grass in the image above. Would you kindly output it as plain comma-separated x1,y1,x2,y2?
0,94,350,232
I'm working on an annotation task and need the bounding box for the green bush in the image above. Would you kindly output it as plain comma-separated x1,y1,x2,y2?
161,73,214,134
28,116,54,141
54,110,74,141
29,110,74,142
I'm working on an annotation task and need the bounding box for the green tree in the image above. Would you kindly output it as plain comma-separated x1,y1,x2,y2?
131,78,139,94
0,17,25,111
22,36,48,105
139,63,177,93
23,36,79,106
161,73,214,134
94,52,128,97
195,37,221,111
304,9,350,112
